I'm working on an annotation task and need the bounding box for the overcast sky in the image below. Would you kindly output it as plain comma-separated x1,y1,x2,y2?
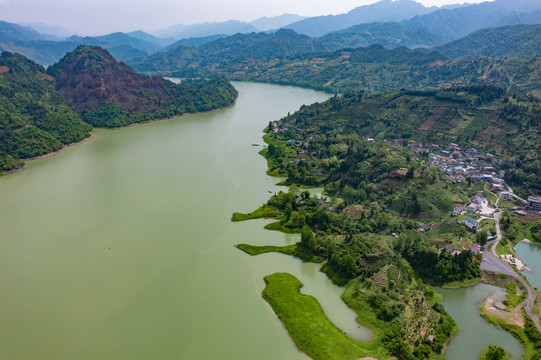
1,0,488,36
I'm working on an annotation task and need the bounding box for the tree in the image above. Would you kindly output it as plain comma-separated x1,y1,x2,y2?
300,226,316,250
476,231,488,246
481,345,509,360
284,203,292,221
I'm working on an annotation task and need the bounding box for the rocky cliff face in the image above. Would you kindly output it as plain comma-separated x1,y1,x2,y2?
47,45,178,114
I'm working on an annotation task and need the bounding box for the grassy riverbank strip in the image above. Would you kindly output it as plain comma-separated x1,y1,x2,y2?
236,244,322,263
262,272,386,360
231,204,282,222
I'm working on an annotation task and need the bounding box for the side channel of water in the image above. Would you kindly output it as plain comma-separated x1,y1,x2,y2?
515,240,541,290
438,284,523,360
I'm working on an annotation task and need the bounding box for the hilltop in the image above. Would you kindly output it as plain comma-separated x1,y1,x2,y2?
47,45,238,128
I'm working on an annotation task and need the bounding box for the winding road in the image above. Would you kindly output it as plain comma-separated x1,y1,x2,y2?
480,211,541,333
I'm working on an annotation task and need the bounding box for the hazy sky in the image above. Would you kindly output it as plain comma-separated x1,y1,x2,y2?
0,0,489,36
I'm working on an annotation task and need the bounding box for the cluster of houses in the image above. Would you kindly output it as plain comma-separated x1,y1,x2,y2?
453,190,494,220
417,143,506,184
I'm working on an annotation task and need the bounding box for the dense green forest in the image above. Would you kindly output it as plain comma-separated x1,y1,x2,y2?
48,45,238,128
0,52,92,172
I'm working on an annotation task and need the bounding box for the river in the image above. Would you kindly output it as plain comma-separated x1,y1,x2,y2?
0,82,377,360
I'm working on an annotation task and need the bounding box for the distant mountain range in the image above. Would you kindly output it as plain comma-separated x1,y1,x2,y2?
152,14,306,40
284,0,440,37
1,0,541,67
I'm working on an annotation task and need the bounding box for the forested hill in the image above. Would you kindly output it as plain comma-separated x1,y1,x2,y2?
48,45,238,128
0,52,92,172
152,42,541,99
130,29,328,73
434,24,541,59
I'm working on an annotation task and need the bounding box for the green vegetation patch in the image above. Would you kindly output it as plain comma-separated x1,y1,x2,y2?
231,204,282,222
479,345,509,360
236,244,322,263
262,272,379,360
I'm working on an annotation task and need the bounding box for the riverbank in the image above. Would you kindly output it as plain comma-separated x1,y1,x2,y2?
1,135,94,176
0,99,238,178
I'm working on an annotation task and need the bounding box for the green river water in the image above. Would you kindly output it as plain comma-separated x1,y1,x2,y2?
0,82,526,359
0,82,374,359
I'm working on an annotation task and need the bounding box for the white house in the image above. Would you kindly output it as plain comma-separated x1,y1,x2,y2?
499,192,514,201
453,206,464,216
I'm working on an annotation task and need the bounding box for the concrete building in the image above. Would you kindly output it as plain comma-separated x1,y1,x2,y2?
465,216,479,230
527,195,541,211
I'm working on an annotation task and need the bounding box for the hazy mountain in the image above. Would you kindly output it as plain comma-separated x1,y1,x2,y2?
405,0,541,41
434,24,541,59
152,24,189,39
498,9,541,26
284,0,437,37
0,40,78,66
0,21,52,42
250,14,306,31
20,23,72,39
319,22,446,51
126,30,176,47
153,20,258,40
66,32,163,55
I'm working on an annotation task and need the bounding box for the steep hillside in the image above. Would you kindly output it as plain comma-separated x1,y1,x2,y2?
0,52,92,173
434,24,541,59
319,22,445,50
284,0,436,37
47,45,238,128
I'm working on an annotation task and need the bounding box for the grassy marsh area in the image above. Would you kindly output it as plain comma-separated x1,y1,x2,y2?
262,272,388,360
